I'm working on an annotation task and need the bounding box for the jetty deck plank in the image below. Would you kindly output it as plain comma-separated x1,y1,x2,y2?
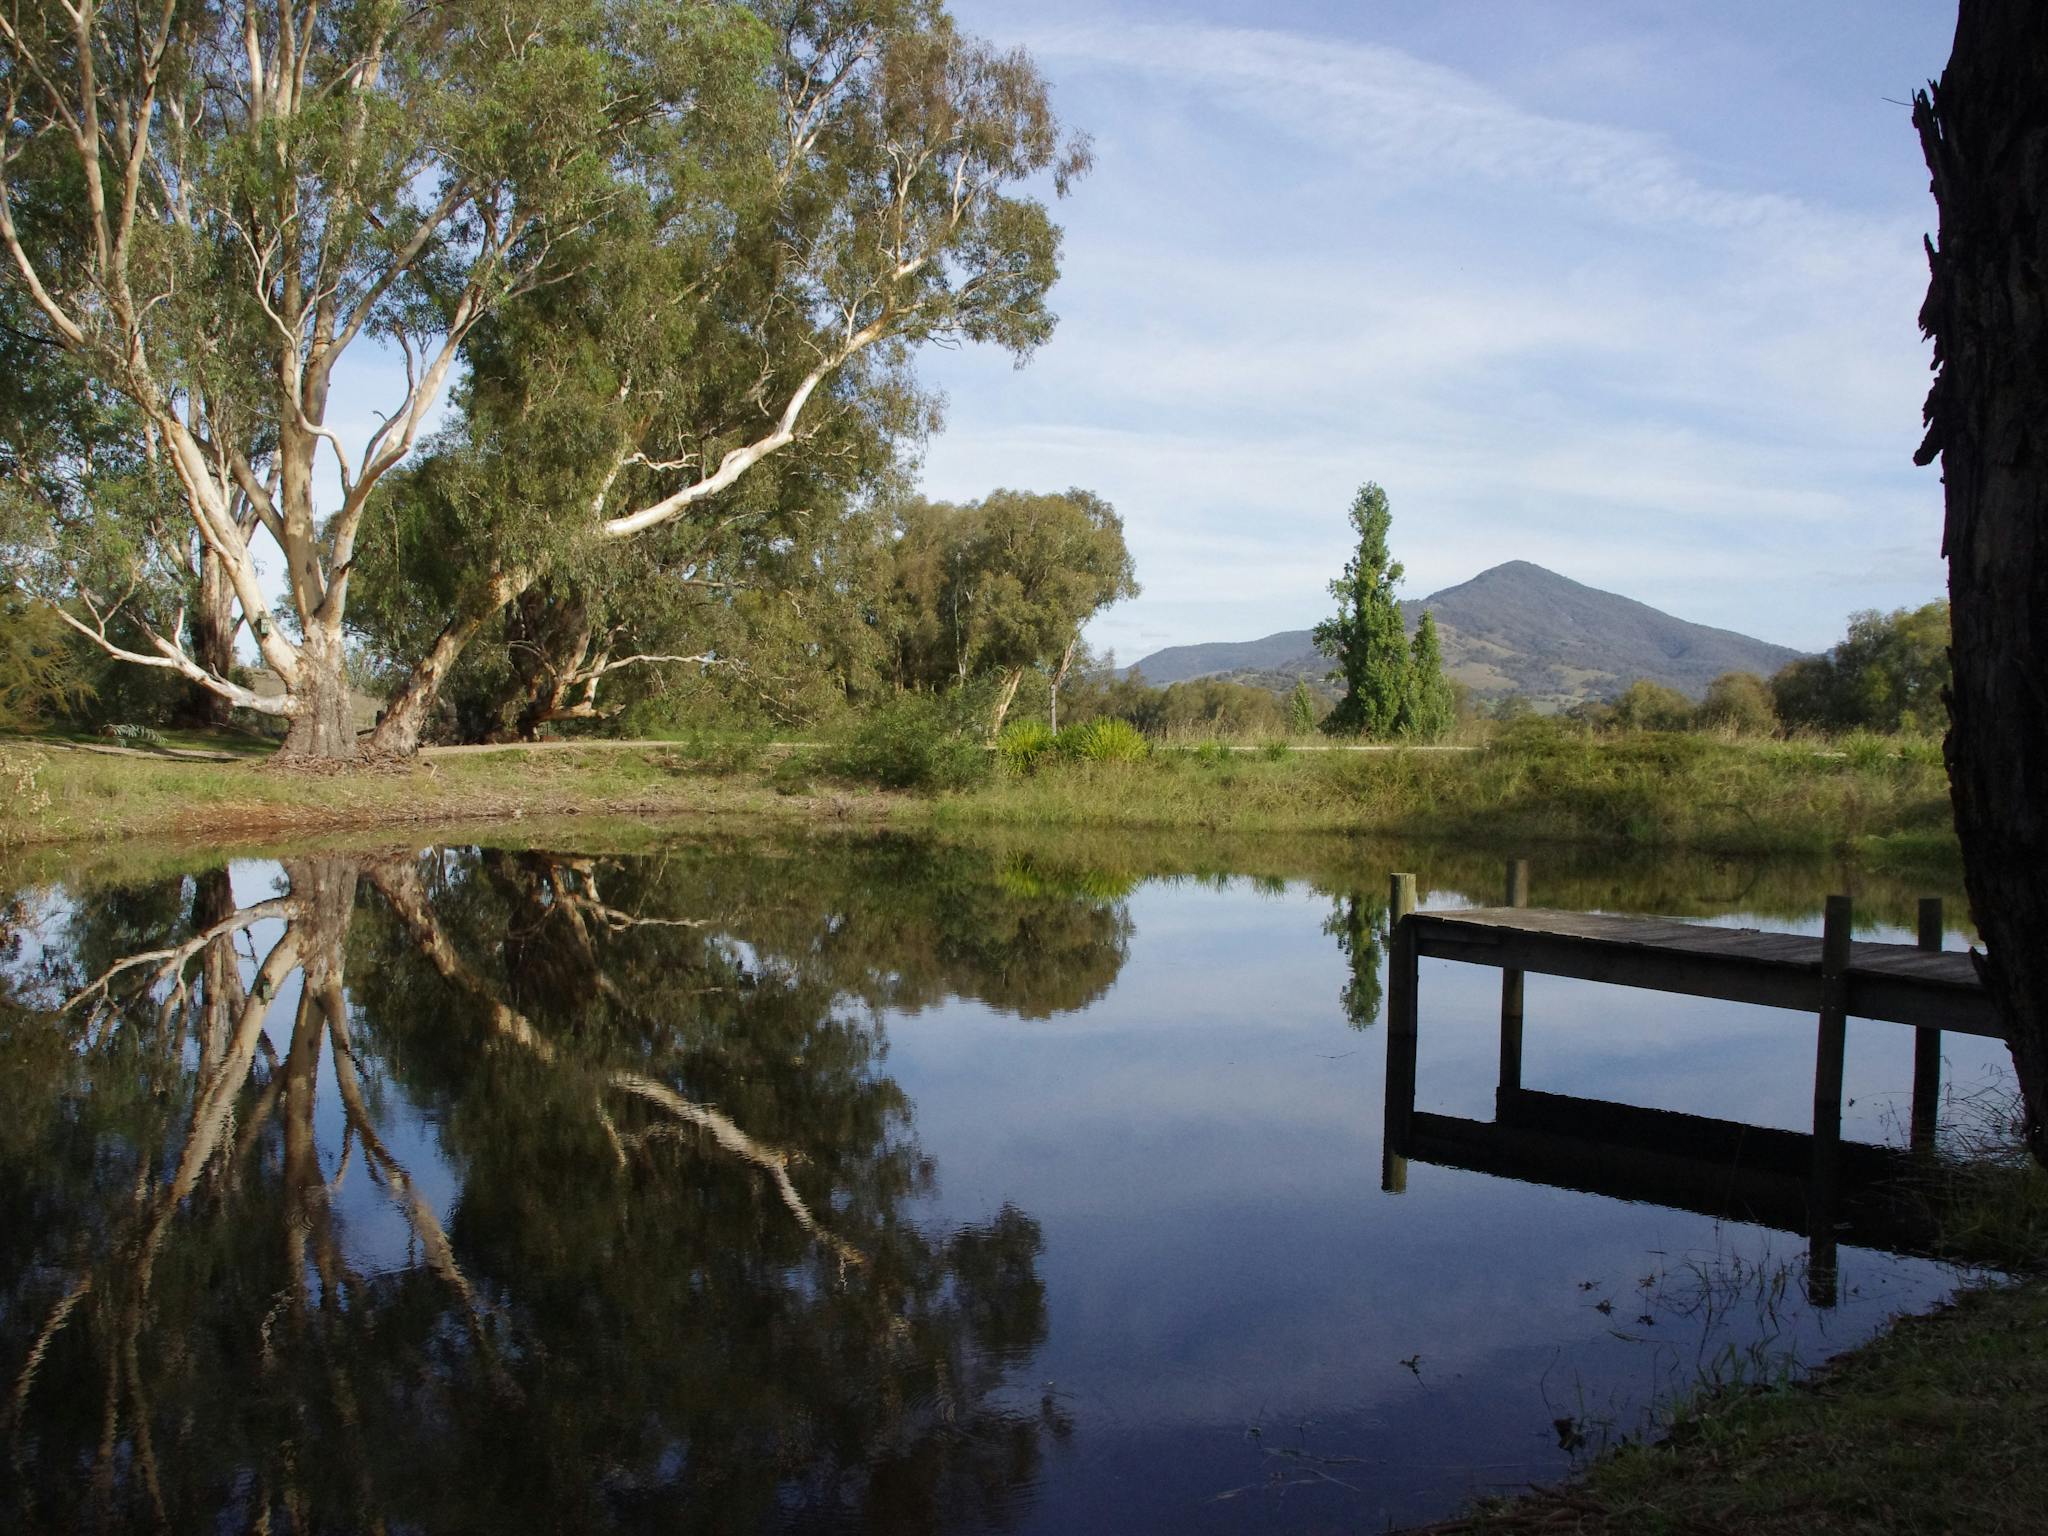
1408,907,1999,1038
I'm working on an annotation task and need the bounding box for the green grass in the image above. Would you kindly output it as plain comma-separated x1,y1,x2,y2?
1422,1274,2048,1535
935,723,1959,865
2,720,1961,869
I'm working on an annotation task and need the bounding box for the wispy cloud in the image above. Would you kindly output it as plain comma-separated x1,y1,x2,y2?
919,7,1945,659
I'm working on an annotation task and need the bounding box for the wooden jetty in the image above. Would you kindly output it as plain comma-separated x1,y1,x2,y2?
1394,905,1995,1039
1379,868,2000,1304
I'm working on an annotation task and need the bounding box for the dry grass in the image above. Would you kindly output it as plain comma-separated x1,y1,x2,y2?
0,738,904,848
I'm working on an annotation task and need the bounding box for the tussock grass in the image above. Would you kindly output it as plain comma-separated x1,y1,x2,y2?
937,723,1958,863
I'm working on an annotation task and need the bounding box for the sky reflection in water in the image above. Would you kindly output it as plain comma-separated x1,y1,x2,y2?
0,837,2011,1533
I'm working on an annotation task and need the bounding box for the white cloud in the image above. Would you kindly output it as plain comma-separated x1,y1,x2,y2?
916,9,1944,661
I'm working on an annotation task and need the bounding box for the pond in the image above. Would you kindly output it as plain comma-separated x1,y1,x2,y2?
0,831,2014,1533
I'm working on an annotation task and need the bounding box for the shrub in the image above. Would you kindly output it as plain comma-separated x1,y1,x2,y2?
1606,679,1695,732
768,749,818,795
1695,671,1778,736
829,697,991,792
996,719,1057,775
1055,717,1150,763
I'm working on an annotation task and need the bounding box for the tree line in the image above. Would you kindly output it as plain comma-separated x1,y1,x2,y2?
1,0,1132,756
1562,602,1951,738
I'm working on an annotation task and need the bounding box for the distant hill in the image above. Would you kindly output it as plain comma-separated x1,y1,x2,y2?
1126,561,1806,710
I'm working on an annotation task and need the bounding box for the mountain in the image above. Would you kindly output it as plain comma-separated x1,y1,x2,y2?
1125,561,1807,710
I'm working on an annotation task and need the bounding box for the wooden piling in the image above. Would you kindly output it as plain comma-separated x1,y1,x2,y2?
1390,872,1417,926
1499,859,1529,1093
1383,873,1420,1192
1912,897,1944,1150
1808,894,1852,1308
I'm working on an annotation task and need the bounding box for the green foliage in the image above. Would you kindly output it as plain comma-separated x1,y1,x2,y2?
0,585,92,729
1311,482,1451,740
1772,603,1950,734
11,0,1091,751
1156,678,1283,738
1286,679,1320,735
1057,664,1168,735
1696,671,1779,736
881,488,1139,705
1605,678,1697,732
828,697,992,792
996,719,1058,775
1054,718,1149,763
1399,611,1457,741
1315,482,1410,737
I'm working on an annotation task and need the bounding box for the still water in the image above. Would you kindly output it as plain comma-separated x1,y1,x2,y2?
0,833,2014,1533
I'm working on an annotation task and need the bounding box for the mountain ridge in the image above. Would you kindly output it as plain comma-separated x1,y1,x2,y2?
1125,561,1806,709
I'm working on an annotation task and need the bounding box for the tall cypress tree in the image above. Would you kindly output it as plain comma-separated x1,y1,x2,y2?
1314,483,1410,737
1401,611,1457,741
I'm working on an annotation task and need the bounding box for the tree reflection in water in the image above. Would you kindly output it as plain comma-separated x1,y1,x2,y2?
0,840,1123,1533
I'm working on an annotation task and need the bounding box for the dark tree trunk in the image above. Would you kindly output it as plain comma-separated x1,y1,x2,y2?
505,583,592,741
176,547,238,731
1914,1,2048,1163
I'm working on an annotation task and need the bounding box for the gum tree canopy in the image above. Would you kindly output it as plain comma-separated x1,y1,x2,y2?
1914,0,2048,1161
0,0,1086,758
882,487,1137,736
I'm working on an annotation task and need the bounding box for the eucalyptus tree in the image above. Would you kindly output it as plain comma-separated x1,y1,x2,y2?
883,487,1138,736
1,0,1085,759
353,0,1090,755
349,278,918,739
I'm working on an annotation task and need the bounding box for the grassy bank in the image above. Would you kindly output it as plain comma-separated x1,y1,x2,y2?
3,723,1958,868
1413,1130,2048,1536
929,724,1958,868
0,736,908,847
1418,1276,2048,1535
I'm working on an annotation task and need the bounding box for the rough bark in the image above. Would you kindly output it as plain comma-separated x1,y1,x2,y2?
277,632,356,760
1914,0,2048,1162
177,548,238,731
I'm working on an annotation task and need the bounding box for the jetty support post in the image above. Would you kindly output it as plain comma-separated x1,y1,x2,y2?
1383,873,1419,1193
1499,859,1530,1097
1808,893,1853,1308
1912,898,1944,1151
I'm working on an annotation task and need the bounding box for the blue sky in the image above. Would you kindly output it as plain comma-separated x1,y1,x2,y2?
919,0,1959,663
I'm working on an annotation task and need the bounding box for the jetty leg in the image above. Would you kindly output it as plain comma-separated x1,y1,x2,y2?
1498,859,1529,1098
1383,874,1419,1193
1912,897,1944,1151
1808,894,1852,1309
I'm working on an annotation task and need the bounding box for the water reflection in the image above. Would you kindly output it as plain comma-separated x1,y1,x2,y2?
1,843,1126,1533
0,834,2003,1535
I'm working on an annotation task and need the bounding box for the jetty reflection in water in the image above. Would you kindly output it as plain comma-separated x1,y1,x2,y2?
0,837,2013,1533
